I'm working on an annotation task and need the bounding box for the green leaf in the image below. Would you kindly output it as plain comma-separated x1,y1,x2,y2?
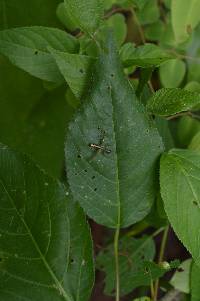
0,144,72,301
185,81,200,93
170,259,192,294
50,49,96,99
147,88,200,116
177,116,200,148
186,25,200,83
56,2,77,32
155,117,174,151
120,43,172,68
160,149,200,265
137,0,160,25
64,0,103,34
101,14,127,46
65,34,164,228
191,261,200,301
145,20,165,41
0,26,79,82
96,236,156,296
159,59,186,88
65,199,94,301
171,0,200,44
189,132,200,152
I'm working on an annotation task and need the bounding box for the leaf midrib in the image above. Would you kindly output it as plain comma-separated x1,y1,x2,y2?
0,178,72,301
110,86,121,228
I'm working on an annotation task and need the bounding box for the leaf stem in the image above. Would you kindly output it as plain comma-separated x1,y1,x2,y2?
153,225,169,301
114,225,120,301
131,8,146,44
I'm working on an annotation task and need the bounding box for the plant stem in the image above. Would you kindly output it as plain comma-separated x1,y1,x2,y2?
131,8,146,44
114,226,120,301
153,225,169,301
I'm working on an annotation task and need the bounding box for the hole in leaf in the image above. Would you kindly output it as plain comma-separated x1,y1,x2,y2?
92,175,95,179
111,73,114,77
34,50,38,55
79,69,84,73
193,201,198,206
77,154,81,159
94,188,97,191
84,169,87,173
70,258,75,264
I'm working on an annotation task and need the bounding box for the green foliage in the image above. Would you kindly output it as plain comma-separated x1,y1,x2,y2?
147,88,200,116
96,235,156,296
64,0,104,34
0,27,79,82
120,43,172,68
65,36,163,228
159,59,186,88
160,149,200,265
2,0,200,300
49,49,95,99
171,0,200,43
170,259,192,294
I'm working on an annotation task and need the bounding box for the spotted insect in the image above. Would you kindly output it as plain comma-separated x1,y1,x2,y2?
89,128,111,157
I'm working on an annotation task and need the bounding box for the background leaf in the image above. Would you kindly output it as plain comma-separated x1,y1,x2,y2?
171,0,200,43
0,27,79,82
0,144,72,301
0,58,74,178
0,0,62,29
170,259,192,294
120,43,172,68
64,0,103,34
160,149,200,266
147,88,200,116
96,236,156,296
159,59,186,88
65,35,164,228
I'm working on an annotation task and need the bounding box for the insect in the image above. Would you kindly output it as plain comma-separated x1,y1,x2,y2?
89,128,111,157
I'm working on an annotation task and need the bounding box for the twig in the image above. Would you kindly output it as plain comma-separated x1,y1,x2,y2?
153,226,169,301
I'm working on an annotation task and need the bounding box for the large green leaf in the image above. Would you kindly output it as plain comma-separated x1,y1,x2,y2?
160,149,200,265
65,35,164,228
191,261,200,301
96,236,156,296
0,27,79,82
0,144,72,301
64,0,103,34
64,199,94,301
50,49,95,99
147,88,200,116
120,43,172,68
171,0,200,43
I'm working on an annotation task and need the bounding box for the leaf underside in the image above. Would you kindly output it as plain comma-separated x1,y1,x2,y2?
160,149,200,266
0,144,72,301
